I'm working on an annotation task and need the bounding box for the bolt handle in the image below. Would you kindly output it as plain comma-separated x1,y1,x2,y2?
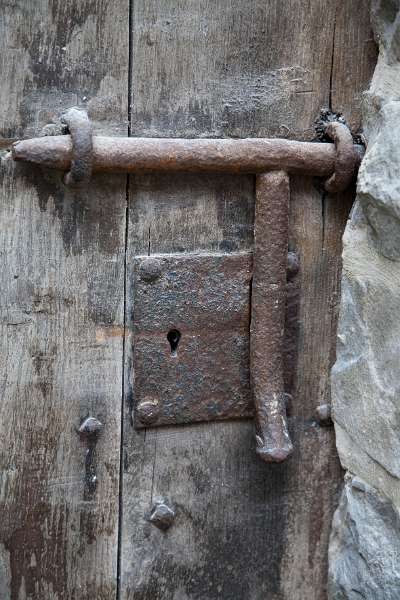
251,172,294,464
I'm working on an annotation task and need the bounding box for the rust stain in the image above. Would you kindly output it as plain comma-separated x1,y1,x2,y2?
95,326,125,344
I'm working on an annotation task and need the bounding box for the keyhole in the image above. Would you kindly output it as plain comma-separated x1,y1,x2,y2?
167,329,181,356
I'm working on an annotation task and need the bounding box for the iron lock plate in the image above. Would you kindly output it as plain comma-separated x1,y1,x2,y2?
132,252,298,429
133,254,253,428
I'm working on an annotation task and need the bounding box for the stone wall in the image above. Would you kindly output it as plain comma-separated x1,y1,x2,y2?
328,1,400,598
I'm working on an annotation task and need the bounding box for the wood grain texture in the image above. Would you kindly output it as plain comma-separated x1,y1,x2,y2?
0,1,376,598
120,1,375,600
0,1,128,598
130,0,337,140
331,0,378,132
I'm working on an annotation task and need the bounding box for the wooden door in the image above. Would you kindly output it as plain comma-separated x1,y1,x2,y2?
0,2,376,599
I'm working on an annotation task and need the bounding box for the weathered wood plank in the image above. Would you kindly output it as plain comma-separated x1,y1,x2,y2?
130,0,336,140
331,0,378,133
120,1,375,599
0,1,128,598
279,177,354,598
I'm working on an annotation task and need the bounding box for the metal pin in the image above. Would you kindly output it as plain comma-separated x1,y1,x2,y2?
315,404,333,426
136,400,160,426
149,499,175,531
78,416,103,499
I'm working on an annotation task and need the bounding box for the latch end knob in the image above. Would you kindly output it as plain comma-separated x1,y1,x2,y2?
255,392,293,463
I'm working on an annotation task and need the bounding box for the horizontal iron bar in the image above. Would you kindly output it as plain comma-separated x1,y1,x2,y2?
12,135,364,176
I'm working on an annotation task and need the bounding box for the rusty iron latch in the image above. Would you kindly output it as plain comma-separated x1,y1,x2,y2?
9,108,363,463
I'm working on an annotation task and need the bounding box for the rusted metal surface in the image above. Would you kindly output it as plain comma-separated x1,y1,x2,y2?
324,121,358,193
251,172,293,463
11,132,364,180
133,252,300,431
60,107,93,186
133,254,254,428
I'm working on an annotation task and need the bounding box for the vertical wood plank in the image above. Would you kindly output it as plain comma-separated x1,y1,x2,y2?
331,0,378,132
280,177,354,599
0,2,128,598
120,1,376,599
